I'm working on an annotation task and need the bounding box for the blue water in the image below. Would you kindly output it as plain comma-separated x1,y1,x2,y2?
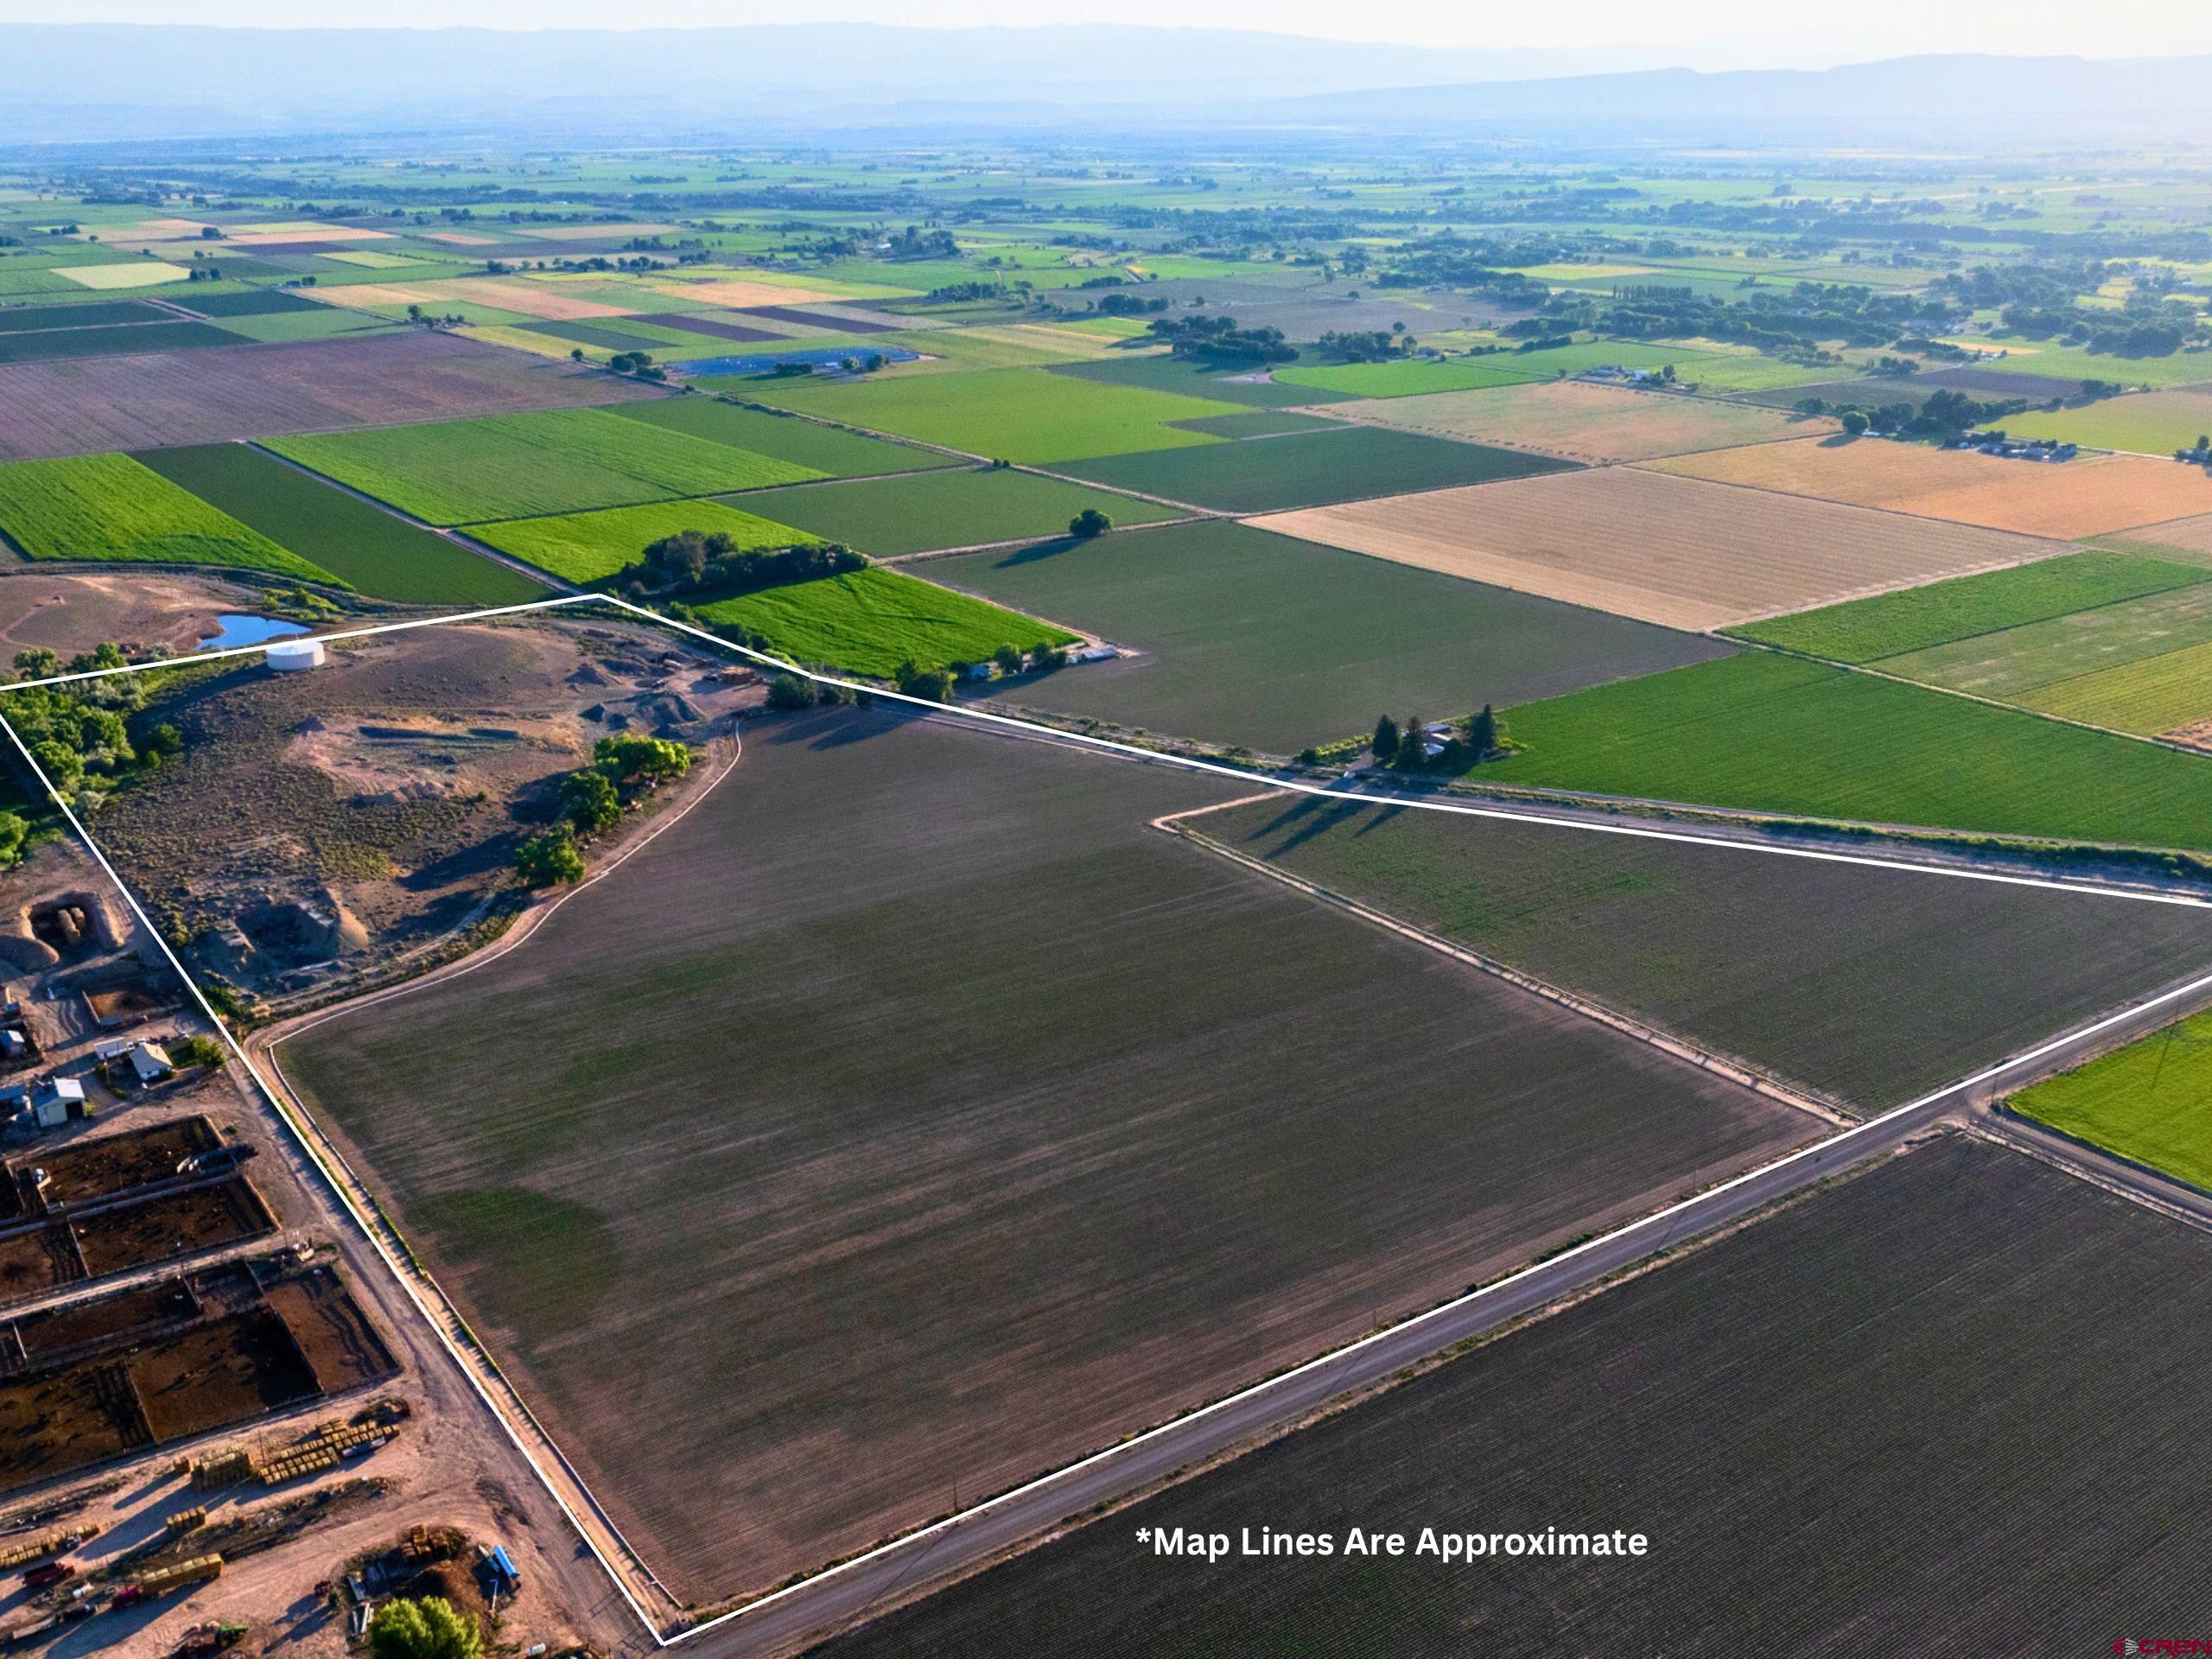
672,345,922,377
200,613,310,649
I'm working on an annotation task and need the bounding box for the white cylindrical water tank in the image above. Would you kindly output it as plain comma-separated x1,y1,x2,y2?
265,639,327,672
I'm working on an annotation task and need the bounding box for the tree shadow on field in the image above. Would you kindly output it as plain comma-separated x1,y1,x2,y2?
1234,793,1383,855
989,534,1085,569
756,700,931,752
1815,431,1865,448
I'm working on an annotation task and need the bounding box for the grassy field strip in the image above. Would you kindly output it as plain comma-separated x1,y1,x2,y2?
879,509,1214,567
1161,807,1852,1122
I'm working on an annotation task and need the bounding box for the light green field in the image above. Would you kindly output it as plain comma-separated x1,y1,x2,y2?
1967,342,2212,389
742,366,1240,464
54,262,191,289
470,499,819,584
207,308,405,344
1874,580,2212,726
1498,341,1722,378
2012,1008,2212,1191
605,398,957,478
1270,358,1541,399
1995,391,2212,456
1732,551,2212,663
0,453,334,581
1482,650,2212,851
262,408,825,525
697,567,1076,676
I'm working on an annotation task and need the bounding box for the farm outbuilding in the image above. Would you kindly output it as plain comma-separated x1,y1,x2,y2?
265,639,327,672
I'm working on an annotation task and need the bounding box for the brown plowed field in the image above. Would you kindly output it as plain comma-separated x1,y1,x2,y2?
1640,436,2212,538
1251,467,2064,631
0,331,664,461
2110,510,2212,566
1334,379,1834,464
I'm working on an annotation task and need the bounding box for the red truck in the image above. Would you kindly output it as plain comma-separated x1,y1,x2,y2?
20,1563,74,1592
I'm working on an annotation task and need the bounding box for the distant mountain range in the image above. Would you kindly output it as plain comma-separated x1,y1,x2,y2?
0,26,2206,147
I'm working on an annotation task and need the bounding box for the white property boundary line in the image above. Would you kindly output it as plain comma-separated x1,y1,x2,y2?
7,591,2212,1649
11,589,2212,913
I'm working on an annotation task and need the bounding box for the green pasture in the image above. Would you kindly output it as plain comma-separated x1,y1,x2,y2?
696,567,1076,676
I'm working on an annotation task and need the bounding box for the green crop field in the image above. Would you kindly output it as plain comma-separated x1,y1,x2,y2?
1050,426,1575,512
733,467,1181,557
1270,357,1542,398
1480,650,2212,849
1870,579,2212,732
1731,550,2212,662
1052,354,1360,407
0,320,237,363
818,1138,2212,1659
2012,1007,2212,1190
1965,342,2212,389
1994,390,2212,455
260,407,825,525
1164,410,1343,438
605,397,958,477
133,443,546,606
469,499,820,584
1198,793,2212,1108
697,567,1075,675
0,453,334,582
2016,639,2212,734
203,308,404,345
743,366,1243,463
934,521,1730,752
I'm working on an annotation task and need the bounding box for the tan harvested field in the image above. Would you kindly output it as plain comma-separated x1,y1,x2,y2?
1332,379,1836,464
645,276,840,308
1251,467,2067,631
1641,436,2212,537
424,231,499,245
298,281,445,309
408,279,634,321
2110,511,2212,566
225,224,394,246
0,332,663,461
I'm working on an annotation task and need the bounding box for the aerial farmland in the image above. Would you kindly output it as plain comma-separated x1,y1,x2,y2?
3,36,2212,1656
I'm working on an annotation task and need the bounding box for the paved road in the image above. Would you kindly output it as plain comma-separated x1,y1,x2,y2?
671,953,2212,1658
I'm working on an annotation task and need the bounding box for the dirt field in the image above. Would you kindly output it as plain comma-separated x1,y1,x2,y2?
0,569,263,658
1251,467,2064,631
277,707,1816,1605
645,277,840,308
0,332,664,462
29,1121,219,1205
2113,510,2212,565
130,1308,321,1441
1641,436,2212,538
83,618,748,1001
309,279,632,321
71,1179,276,1277
817,1136,2212,1659
1332,379,1836,463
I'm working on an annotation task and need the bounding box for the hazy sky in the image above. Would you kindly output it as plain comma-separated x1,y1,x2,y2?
10,0,2212,62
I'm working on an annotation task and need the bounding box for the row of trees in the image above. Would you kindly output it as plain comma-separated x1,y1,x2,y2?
1370,705,1500,774
513,733,694,888
1144,314,1297,364
613,529,865,605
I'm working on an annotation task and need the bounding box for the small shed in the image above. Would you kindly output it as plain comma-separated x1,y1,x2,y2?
29,1077,86,1128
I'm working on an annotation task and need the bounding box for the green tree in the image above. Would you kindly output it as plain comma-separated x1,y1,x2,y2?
765,672,814,710
515,826,586,888
893,659,956,703
1371,714,1400,761
593,734,692,785
992,643,1025,676
1393,714,1427,771
368,1596,483,1659
174,1033,227,1071
143,722,184,759
11,648,55,680
0,811,25,868
30,740,80,788
1068,507,1112,539
1840,410,1870,436
1466,703,1497,756
559,768,621,835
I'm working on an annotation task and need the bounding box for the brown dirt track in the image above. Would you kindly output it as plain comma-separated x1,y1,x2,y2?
1640,435,2212,538
0,331,664,461
1332,379,1836,464
1250,466,2066,631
